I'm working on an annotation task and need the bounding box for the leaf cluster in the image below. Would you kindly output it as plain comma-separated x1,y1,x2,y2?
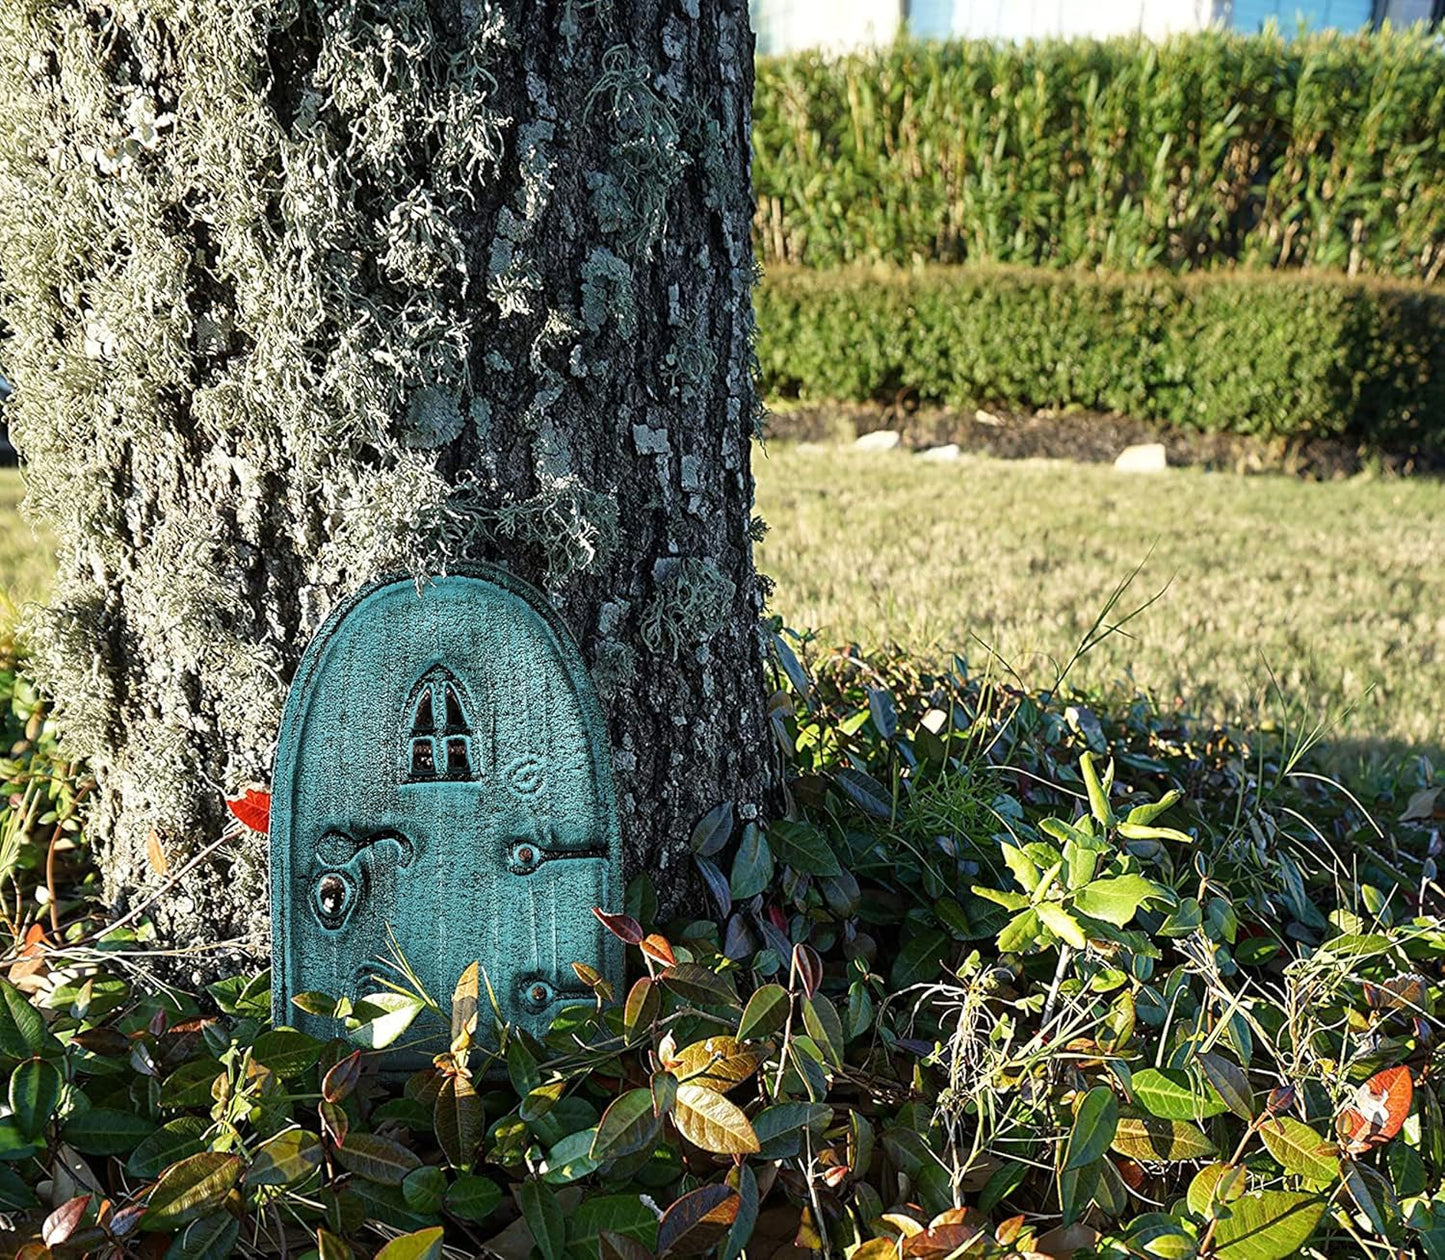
3,640,1445,1258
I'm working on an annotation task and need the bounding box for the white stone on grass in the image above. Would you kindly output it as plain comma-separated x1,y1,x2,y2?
1114,443,1168,473
854,429,901,450
917,444,960,461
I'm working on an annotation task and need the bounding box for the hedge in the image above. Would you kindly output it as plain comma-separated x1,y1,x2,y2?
753,29,1445,279
755,266,1445,448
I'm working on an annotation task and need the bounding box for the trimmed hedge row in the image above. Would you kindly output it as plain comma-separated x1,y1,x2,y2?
753,30,1445,279
755,266,1445,447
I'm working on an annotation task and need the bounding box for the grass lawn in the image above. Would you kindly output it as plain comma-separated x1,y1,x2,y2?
0,457,1440,765
0,467,52,617
754,442,1445,766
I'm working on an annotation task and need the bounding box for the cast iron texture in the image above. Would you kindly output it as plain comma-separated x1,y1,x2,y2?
270,568,622,1056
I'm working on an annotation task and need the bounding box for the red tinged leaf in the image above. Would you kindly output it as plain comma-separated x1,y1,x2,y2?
1112,1156,1147,1191
1266,1084,1298,1115
108,1203,147,1238
593,907,645,945
1337,1066,1413,1155
657,1184,740,1257
43,1195,91,1246
225,787,270,833
792,943,822,998
323,1050,363,1104
320,1100,349,1147
600,1231,656,1260
1362,972,1430,1014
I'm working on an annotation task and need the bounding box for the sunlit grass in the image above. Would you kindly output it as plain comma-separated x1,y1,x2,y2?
755,442,1445,764
0,453,1439,765
0,467,52,616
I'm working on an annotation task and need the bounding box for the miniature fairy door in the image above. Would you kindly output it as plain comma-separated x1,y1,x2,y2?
270,570,622,1053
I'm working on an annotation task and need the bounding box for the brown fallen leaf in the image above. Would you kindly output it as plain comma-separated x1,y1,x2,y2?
146,827,168,876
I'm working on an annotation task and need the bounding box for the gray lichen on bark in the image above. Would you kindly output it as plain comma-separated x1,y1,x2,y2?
0,0,772,973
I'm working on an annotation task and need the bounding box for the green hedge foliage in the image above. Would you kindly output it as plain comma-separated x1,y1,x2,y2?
755,266,1445,447
753,29,1445,279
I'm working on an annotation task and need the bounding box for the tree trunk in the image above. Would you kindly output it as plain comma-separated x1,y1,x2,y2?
0,0,772,976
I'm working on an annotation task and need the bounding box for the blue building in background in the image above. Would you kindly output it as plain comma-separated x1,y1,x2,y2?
751,0,1437,54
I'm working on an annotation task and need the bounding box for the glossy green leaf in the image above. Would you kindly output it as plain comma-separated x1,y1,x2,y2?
1037,902,1087,948
1111,1114,1216,1162
738,984,790,1041
141,1152,242,1231
890,928,949,987
62,1107,157,1155
250,1027,323,1078
832,769,892,821
591,1088,662,1161
401,1166,446,1215
1197,1052,1254,1121
542,1128,601,1185
623,977,660,1037
0,977,61,1060
801,995,844,1068
1187,1162,1246,1217
373,1227,445,1260
1074,874,1172,927
249,1128,324,1187
347,993,425,1050
1064,1086,1119,1171
445,1174,501,1222
1258,1116,1340,1184
9,1058,61,1138
520,1179,567,1260
690,802,734,857
769,820,842,875
729,824,774,899
165,1210,241,1260
433,1073,484,1169
128,1117,209,1180
334,1132,423,1186
660,963,737,1007
568,1193,661,1258
1211,1191,1326,1258
1132,1068,1229,1121
1080,752,1114,826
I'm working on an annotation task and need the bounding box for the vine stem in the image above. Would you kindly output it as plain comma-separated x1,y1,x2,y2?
1197,1115,1265,1256
1040,943,1073,1029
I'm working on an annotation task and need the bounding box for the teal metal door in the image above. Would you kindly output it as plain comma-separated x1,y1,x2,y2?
270,571,622,1052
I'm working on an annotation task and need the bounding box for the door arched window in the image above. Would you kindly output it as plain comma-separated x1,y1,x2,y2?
404,666,475,782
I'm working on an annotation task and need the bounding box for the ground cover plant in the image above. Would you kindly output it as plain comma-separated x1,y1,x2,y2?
752,29,1445,277
1,596,1444,1258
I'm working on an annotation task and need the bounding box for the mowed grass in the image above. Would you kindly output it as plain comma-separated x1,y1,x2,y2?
0,459,1439,763
755,443,1445,763
0,468,52,616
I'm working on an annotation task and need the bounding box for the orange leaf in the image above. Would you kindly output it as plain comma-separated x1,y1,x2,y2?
640,934,677,966
1337,1065,1413,1154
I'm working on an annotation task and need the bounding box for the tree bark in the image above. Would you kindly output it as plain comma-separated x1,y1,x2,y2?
0,0,772,976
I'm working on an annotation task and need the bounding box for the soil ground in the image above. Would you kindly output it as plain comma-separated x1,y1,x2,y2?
763,400,1444,479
